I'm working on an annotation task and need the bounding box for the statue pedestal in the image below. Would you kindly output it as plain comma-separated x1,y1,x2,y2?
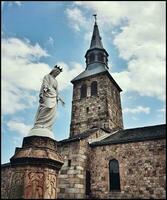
1,136,64,199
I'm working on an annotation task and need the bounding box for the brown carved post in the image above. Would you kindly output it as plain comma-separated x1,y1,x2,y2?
5,136,63,199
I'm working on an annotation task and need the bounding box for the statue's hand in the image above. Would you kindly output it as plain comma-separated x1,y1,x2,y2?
43,88,48,92
43,86,50,93
61,100,65,107
58,97,65,107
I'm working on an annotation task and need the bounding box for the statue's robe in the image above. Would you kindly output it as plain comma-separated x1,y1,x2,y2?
33,74,58,131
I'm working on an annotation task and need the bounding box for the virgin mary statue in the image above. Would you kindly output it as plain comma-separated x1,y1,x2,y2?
28,65,65,139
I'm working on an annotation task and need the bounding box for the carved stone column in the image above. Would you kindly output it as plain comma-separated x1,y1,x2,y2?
2,136,63,199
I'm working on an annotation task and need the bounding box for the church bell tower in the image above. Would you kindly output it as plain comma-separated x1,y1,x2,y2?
70,16,123,137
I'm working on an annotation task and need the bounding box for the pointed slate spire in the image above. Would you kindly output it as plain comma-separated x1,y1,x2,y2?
71,15,110,83
84,14,109,69
89,14,104,50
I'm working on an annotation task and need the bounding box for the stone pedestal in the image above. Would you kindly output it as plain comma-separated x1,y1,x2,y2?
1,136,64,199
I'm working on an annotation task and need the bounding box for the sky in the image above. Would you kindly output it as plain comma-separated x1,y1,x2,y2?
1,1,166,164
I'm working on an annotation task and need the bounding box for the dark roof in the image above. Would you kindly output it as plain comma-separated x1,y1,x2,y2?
90,124,166,147
58,127,109,145
1,163,11,168
71,64,107,83
71,69,122,92
71,20,110,84
89,22,104,50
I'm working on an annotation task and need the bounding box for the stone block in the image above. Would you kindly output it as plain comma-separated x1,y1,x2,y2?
67,170,77,175
67,188,80,194
75,193,85,198
68,193,75,198
60,169,67,174
58,174,68,179
75,184,84,188
59,188,65,193
77,174,84,179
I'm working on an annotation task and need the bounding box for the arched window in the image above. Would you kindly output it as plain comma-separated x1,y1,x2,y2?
109,159,121,191
98,53,104,62
91,81,97,96
80,84,87,98
89,53,95,63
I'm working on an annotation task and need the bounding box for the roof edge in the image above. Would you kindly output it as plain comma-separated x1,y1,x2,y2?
90,135,166,147
71,71,122,92
58,127,110,144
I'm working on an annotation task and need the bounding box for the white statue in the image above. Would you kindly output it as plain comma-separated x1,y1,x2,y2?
28,65,65,139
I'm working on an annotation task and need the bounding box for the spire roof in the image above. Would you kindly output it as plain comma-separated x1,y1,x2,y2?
71,15,122,90
89,15,104,50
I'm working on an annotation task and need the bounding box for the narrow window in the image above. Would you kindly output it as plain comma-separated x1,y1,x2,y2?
91,81,97,96
80,84,87,98
86,170,91,195
98,53,104,62
86,107,89,113
109,159,121,191
68,160,71,167
89,53,95,63
113,90,116,102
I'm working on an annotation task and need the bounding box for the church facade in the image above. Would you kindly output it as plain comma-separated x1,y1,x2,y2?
1,19,166,199
56,20,166,199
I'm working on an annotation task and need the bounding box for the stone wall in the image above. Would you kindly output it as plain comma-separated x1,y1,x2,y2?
57,140,85,199
57,129,108,199
70,72,123,137
89,139,166,199
105,74,123,131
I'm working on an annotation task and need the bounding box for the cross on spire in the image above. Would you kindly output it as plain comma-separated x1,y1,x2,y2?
93,14,97,24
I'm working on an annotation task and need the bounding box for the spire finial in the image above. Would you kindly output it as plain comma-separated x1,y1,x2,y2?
93,14,97,24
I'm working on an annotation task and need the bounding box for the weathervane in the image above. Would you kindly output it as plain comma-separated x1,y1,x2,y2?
93,14,97,23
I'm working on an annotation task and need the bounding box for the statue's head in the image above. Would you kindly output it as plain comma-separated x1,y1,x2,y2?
50,65,63,77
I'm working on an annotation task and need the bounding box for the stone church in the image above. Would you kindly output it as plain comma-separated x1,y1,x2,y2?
1,19,166,199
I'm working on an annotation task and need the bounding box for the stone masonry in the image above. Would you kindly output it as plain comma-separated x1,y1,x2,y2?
89,139,166,199
70,72,123,137
57,128,108,199
56,126,166,199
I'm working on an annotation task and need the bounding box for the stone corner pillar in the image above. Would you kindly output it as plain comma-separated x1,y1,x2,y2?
2,135,64,199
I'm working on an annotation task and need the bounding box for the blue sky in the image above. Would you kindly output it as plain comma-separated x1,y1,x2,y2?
2,1,166,164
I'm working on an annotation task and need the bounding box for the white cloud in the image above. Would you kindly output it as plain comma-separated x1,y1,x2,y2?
65,7,89,32
2,1,22,9
66,2,166,102
7,120,32,136
157,108,166,113
112,71,131,93
14,1,21,6
2,81,32,115
2,37,50,115
1,1,4,9
56,61,84,90
2,36,84,115
123,106,150,114
2,37,49,62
